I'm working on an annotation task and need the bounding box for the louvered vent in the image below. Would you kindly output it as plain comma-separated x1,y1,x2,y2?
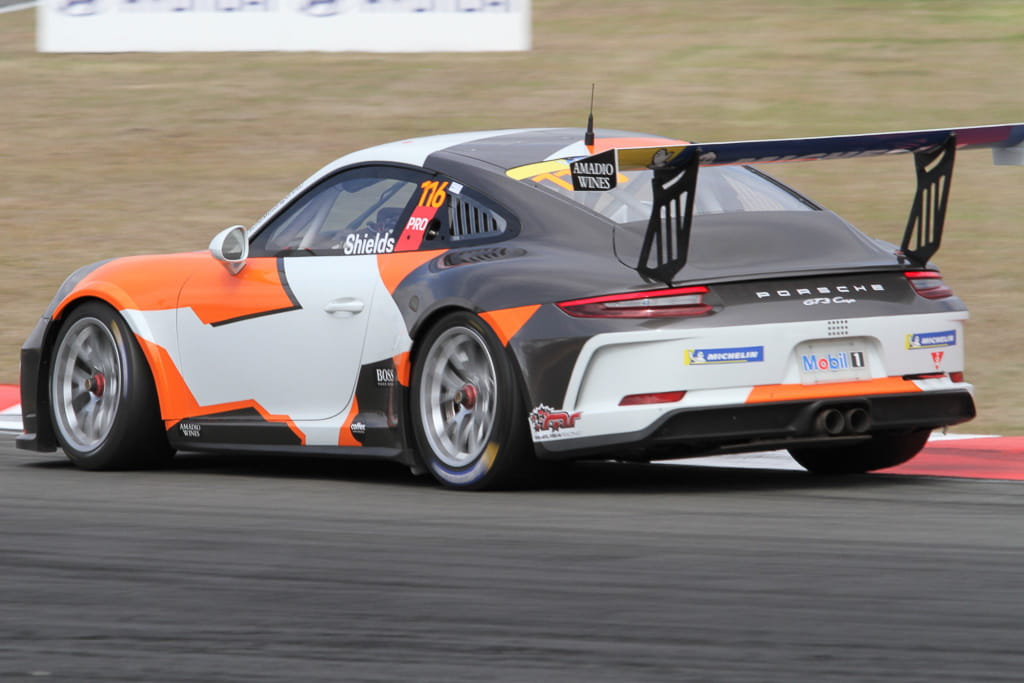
449,195,507,240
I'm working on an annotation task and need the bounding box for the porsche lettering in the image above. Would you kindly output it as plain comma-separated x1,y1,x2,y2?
755,284,884,300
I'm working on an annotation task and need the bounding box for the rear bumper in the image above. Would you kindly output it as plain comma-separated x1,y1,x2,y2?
535,389,975,461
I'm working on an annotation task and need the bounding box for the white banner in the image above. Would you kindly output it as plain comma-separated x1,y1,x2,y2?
37,0,530,52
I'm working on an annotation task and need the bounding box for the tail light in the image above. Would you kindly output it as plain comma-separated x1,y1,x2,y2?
905,271,954,299
557,286,711,318
619,391,686,406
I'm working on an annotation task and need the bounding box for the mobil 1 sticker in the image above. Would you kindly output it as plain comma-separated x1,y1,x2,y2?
797,339,871,384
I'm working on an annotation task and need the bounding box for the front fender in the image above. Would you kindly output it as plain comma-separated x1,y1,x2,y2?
31,254,208,429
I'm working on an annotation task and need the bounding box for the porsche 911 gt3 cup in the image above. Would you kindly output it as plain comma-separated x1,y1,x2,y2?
17,121,1024,488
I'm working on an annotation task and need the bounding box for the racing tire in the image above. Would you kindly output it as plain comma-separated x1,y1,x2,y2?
410,311,534,490
788,429,931,475
48,302,174,470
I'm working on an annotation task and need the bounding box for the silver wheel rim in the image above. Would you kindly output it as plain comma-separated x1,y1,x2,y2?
51,316,123,453
419,326,498,468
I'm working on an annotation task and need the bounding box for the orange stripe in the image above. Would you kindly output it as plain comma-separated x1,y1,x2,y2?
53,253,208,318
393,351,412,386
479,304,541,346
589,136,687,153
53,253,298,328
746,377,921,404
180,257,297,326
137,336,305,444
377,250,446,294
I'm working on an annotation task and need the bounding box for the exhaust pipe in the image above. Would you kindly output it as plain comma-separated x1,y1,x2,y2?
844,407,871,434
814,408,845,436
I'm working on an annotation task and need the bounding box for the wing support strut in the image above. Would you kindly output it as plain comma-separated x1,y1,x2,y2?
637,149,699,286
901,134,955,267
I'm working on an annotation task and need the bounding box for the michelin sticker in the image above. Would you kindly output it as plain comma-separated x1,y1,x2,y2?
906,330,956,350
685,346,764,365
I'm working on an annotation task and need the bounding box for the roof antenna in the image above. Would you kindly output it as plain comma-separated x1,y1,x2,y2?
584,83,596,147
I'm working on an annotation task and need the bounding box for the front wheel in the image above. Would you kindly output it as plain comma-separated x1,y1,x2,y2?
789,429,931,475
49,302,174,470
410,312,533,490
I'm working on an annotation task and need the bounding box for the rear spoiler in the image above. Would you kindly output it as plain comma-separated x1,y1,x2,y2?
567,123,1024,285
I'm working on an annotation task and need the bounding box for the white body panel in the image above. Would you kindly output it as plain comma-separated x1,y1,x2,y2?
175,257,379,420
125,254,414,446
532,311,970,444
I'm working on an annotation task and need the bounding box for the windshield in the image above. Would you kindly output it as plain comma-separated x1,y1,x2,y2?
517,162,816,225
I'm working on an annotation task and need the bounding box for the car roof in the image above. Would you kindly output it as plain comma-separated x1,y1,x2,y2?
250,128,680,232
321,127,680,175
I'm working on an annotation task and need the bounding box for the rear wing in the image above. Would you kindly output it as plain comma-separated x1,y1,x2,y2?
567,123,1024,285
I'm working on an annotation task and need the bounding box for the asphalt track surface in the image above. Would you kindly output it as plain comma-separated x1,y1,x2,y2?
4,431,1024,682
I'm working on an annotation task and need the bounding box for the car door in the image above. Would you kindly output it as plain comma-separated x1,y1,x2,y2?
175,165,423,423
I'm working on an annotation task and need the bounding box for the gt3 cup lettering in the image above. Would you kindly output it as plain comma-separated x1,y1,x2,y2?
803,296,856,306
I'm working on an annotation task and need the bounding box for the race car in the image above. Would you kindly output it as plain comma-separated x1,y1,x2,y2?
16,121,1024,488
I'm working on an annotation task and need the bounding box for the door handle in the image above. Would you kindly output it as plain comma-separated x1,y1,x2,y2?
324,298,365,316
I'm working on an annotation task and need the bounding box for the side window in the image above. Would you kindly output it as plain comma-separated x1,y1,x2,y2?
250,167,518,257
250,167,421,257
404,180,516,249
446,188,511,242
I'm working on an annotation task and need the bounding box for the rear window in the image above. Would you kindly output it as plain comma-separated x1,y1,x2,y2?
517,162,816,225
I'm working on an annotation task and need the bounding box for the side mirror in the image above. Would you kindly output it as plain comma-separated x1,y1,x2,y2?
209,225,249,275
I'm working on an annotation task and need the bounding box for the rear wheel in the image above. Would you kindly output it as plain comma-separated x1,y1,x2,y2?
410,312,532,490
49,302,173,470
789,429,930,475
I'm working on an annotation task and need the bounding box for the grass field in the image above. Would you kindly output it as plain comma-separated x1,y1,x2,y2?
1,1,1022,434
